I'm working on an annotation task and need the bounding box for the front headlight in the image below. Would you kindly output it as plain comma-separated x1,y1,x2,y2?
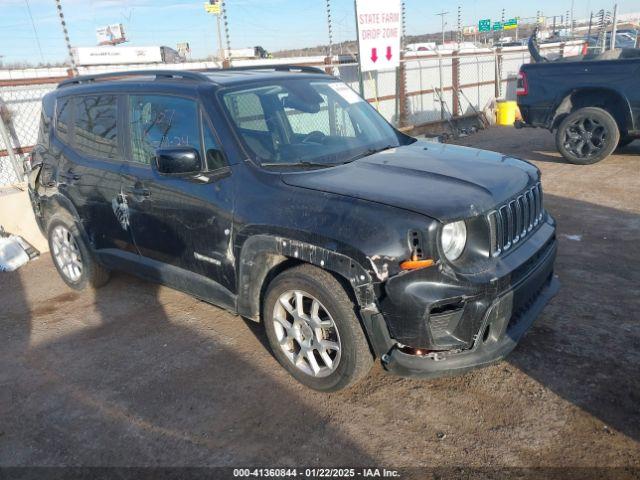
441,220,467,261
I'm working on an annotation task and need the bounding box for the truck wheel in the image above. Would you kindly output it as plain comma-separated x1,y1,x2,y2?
263,264,373,392
556,107,620,164
47,215,110,290
617,135,635,150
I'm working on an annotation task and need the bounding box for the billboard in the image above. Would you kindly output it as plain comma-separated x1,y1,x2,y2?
96,24,127,46
204,1,221,15
463,25,479,36
72,46,163,66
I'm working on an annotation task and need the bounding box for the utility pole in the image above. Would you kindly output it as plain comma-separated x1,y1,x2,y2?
570,0,575,35
457,5,462,47
435,11,449,45
326,0,333,60
54,0,78,75
611,3,618,50
221,0,231,66
216,13,224,61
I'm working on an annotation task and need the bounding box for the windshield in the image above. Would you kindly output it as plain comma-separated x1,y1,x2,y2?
219,78,411,168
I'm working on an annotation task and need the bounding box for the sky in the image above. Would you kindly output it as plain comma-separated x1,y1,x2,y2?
1,0,639,64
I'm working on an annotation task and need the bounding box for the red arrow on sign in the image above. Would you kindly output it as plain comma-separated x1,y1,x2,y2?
371,48,378,62
386,46,393,61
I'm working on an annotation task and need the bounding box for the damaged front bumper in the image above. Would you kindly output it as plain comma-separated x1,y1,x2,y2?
361,216,559,379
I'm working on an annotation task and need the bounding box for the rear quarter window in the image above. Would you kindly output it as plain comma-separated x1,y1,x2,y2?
74,95,119,159
55,97,73,145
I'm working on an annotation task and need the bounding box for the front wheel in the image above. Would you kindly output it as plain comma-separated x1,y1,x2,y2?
263,264,373,392
555,107,620,164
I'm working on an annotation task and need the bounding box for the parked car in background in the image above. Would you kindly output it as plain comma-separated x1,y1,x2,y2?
517,32,640,164
27,67,558,391
585,31,638,51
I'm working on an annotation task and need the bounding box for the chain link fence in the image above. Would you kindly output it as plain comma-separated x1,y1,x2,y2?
1,82,57,186
0,42,578,187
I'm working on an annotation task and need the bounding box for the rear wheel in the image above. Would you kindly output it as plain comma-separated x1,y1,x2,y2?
47,215,110,290
263,264,373,392
555,107,620,164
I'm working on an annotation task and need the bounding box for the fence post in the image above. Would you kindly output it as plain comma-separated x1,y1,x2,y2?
438,53,444,120
494,47,503,99
452,51,460,117
324,56,333,75
397,53,408,128
0,113,23,184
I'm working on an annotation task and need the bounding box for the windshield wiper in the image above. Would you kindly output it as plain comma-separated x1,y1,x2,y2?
344,145,395,164
260,161,335,169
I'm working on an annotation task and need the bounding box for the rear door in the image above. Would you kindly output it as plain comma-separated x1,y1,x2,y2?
120,93,235,306
53,93,134,254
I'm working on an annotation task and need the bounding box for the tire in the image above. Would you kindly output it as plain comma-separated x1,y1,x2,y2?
263,264,373,392
47,214,110,290
555,107,620,165
617,135,635,150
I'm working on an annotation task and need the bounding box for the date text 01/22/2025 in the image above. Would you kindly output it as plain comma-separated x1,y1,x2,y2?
232,468,401,478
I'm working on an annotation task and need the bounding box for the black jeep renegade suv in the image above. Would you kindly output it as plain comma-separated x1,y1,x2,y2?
28,67,558,391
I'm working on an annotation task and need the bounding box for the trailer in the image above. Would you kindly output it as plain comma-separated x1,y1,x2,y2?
71,46,184,66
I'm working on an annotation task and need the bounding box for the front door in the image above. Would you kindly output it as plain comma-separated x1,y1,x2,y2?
121,93,235,307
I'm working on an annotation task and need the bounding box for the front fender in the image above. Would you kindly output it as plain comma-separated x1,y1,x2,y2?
236,234,376,321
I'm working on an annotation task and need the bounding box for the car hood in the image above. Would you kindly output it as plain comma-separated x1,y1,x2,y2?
281,141,539,222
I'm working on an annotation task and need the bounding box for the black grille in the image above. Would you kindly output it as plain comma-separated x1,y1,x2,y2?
487,183,544,257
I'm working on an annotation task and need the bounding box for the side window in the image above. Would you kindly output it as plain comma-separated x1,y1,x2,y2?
129,95,200,165
223,92,268,132
55,97,73,144
74,95,118,159
202,112,226,171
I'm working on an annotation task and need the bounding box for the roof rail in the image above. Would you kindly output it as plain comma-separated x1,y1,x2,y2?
57,70,212,89
216,64,328,75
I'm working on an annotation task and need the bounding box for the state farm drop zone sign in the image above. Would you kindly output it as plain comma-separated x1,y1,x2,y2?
356,0,402,72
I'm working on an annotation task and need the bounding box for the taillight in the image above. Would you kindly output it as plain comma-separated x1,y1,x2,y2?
581,42,588,56
516,71,528,96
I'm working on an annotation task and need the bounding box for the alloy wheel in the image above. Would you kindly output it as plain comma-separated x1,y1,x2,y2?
272,290,342,378
563,117,607,160
51,225,83,283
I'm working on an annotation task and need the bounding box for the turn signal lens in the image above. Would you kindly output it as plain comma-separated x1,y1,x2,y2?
400,259,435,271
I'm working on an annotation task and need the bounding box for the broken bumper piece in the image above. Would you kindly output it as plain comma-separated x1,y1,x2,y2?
379,238,559,379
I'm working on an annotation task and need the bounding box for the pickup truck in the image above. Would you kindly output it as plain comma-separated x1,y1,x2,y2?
516,32,640,164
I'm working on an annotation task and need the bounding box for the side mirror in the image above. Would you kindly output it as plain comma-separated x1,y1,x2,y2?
154,147,201,175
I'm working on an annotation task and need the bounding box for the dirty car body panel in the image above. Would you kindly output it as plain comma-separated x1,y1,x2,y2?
28,68,558,381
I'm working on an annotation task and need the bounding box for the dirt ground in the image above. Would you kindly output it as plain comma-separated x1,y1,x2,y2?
1,127,639,475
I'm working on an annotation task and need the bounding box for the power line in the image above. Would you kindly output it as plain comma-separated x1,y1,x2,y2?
23,0,45,64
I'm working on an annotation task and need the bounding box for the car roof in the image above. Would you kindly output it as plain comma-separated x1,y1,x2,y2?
53,66,331,96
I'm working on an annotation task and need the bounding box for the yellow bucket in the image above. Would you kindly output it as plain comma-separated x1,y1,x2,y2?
496,101,518,126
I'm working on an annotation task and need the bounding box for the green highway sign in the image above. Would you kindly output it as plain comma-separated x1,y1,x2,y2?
492,21,502,31
504,18,518,30
478,19,491,32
